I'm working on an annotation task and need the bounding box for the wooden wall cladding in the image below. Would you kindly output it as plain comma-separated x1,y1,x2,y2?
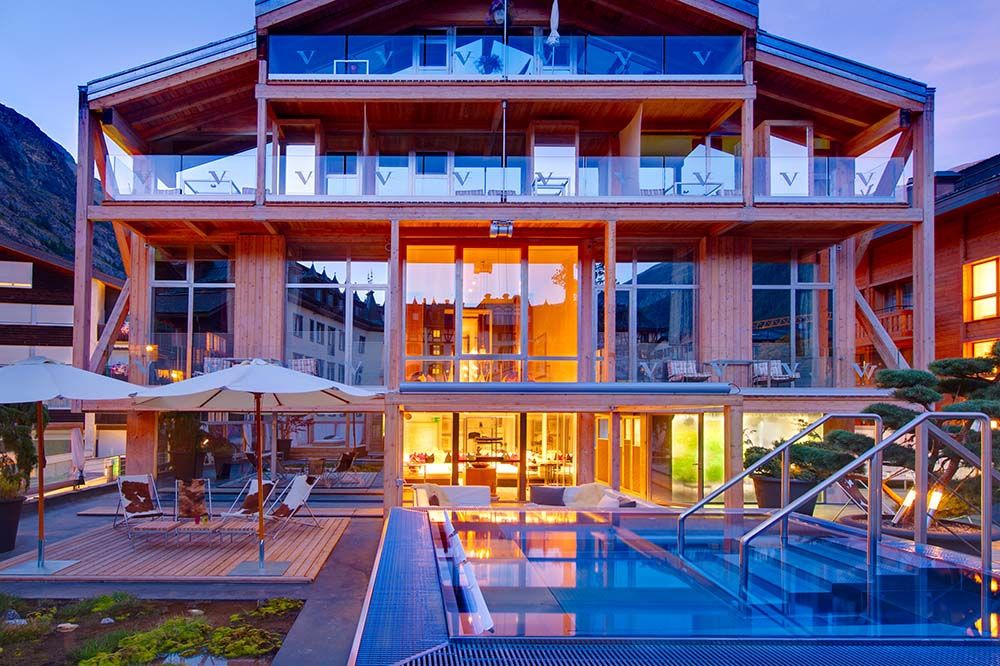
234,234,287,360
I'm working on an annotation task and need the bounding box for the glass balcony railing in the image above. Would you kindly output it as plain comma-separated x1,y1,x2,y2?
106,154,258,200
270,154,742,201
754,157,908,203
268,34,743,79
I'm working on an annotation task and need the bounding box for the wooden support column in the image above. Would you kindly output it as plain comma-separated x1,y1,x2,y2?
234,235,287,359
912,92,936,368
723,404,744,508
856,288,910,369
125,412,159,477
73,88,95,370
388,220,402,391
602,221,616,382
834,241,856,386
255,59,268,205
609,410,621,491
580,245,595,382
384,406,402,508
576,413,595,484
699,237,752,383
89,279,130,373
741,97,754,206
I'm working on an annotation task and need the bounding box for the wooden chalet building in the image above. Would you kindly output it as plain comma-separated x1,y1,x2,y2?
856,154,1000,370
73,0,935,508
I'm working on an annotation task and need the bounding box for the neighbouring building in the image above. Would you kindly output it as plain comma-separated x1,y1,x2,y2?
74,0,935,508
0,239,128,488
856,154,1000,371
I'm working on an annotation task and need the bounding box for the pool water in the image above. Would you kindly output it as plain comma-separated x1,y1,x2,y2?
431,511,999,639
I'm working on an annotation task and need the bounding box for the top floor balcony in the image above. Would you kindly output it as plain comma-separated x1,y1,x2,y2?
267,32,744,81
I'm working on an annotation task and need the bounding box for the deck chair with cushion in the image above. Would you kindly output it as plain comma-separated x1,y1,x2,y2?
131,478,215,540
113,474,165,543
667,360,711,383
752,359,800,387
266,474,321,534
216,477,277,541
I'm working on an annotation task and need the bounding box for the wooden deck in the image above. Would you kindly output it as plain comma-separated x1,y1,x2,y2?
0,518,348,583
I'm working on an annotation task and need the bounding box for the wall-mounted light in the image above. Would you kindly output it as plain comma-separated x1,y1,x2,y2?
490,220,513,239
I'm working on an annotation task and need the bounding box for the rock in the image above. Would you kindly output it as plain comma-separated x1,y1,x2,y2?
187,609,205,616
55,622,79,633
5,619,27,626
3,609,21,622
100,617,115,625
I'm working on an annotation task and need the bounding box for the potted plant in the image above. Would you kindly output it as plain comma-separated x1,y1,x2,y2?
744,429,852,515
162,412,207,482
275,414,311,458
0,403,44,552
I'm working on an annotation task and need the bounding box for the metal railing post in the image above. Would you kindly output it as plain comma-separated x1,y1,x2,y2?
914,422,929,547
981,420,993,633
780,446,791,545
867,420,884,624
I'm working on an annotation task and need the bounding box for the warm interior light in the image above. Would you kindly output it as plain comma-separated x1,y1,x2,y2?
899,488,916,509
928,489,944,512
974,613,999,638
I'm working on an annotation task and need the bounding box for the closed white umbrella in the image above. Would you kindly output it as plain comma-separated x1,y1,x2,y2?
133,358,380,575
0,357,141,574
70,427,86,485
546,0,560,46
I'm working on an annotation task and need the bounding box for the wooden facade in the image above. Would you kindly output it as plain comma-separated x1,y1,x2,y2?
74,0,934,508
856,155,1000,368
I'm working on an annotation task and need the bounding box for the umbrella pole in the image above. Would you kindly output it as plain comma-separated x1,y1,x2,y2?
255,393,265,570
36,401,44,569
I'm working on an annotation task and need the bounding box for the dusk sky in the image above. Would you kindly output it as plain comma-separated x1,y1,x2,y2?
1,0,997,170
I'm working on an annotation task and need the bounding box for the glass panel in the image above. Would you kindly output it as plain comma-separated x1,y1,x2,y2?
348,35,417,75
528,246,578,359
635,246,695,285
352,288,386,385
973,297,998,320
752,248,791,285
351,260,388,286
752,289,791,366
636,289,695,382
405,360,454,382
665,36,742,76
527,414,576,487
972,340,998,358
191,288,233,375
419,32,449,69
972,260,998,297
584,36,664,75
192,246,233,283
406,246,456,358
403,412,453,485
532,144,577,196
526,360,578,383
269,35,347,75
742,413,822,504
459,359,521,383
288,260,347,285
150,287,188,384
795,289,834,387
459,413,520,499
153,247,187,281
614,288,630,381
286,286,346,376
797,249,831,284
462,248,521,355
620,415,645,496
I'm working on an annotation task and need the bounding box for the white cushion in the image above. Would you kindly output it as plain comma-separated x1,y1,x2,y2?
597,493,620,509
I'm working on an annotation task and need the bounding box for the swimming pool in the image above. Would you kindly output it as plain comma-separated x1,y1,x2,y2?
430,510,999,640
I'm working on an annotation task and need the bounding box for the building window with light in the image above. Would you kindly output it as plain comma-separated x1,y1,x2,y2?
149,246,234,384
967,257,1000,321
967,339,999,359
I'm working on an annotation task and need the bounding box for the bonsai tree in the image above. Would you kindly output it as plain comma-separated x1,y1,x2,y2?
821,341,1000,528
0,403,47,500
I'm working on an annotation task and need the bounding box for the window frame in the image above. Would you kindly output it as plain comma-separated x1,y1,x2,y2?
967,257,1000,322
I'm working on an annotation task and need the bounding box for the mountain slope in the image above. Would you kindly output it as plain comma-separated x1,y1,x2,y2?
0,103,123,278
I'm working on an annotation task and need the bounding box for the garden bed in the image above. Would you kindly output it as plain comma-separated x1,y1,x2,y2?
0,593,303,665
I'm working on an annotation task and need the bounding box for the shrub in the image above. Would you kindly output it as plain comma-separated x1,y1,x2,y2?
208,624,282,658
68,629,132,664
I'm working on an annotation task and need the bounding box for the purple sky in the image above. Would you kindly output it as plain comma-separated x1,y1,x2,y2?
1,0,996,170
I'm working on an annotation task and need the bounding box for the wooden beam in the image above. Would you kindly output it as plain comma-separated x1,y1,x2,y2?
145,106,253,143
101,110,150,155
756,52,924,111
834,241,856,386
387,219,402,391
853,230,874,270
741,98,754,206
757,90,868,129
257,82,756,103
609,411,622,491
673,0,757,29
73,90,96,371
256,59,268,206
89,280,130,373
602,221,617,382
706,101,741,133
874,127,913,198
112,222,132,276
183,221,210,238
855,287,910,369
843,110,905,157
911,97,935,369
723,404,744,507
257,0,339,30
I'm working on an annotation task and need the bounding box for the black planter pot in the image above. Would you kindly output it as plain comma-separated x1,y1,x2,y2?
214,455,233,481
170,452,203,482
277,438,292,457
751,476,818,516
0,496,25,553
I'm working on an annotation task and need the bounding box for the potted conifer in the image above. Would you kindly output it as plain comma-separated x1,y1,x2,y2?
0,403,45,552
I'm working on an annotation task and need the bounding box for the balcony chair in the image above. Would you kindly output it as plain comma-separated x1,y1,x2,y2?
112,474,166,545
751,359,800,387
132,478,220,541
266,473,322,534
666,359,711,383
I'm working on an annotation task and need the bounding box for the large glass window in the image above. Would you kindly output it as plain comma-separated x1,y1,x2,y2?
597,245,697,382
752,248,834,387
968,257,999,322
286,252,386,386
404,244,579,383
149,246,234,383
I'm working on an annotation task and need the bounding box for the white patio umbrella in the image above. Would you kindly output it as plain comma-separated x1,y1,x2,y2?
133,358,380,575
0,357,141,574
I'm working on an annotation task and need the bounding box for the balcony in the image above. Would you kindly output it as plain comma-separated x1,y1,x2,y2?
856,306,913,347
268,33,743,81
105,154,256,201
269,154,741,202
754,156,908,204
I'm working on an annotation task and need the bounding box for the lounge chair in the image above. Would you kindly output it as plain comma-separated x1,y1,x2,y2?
326,451,360,487
751,359,800,387
113,474,165,543
667,359,711,383
132,479,216,540
214,477,277,541
266,474,321,534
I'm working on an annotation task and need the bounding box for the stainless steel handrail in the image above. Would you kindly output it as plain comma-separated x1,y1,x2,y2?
676,413,882,553
738,411,993,627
